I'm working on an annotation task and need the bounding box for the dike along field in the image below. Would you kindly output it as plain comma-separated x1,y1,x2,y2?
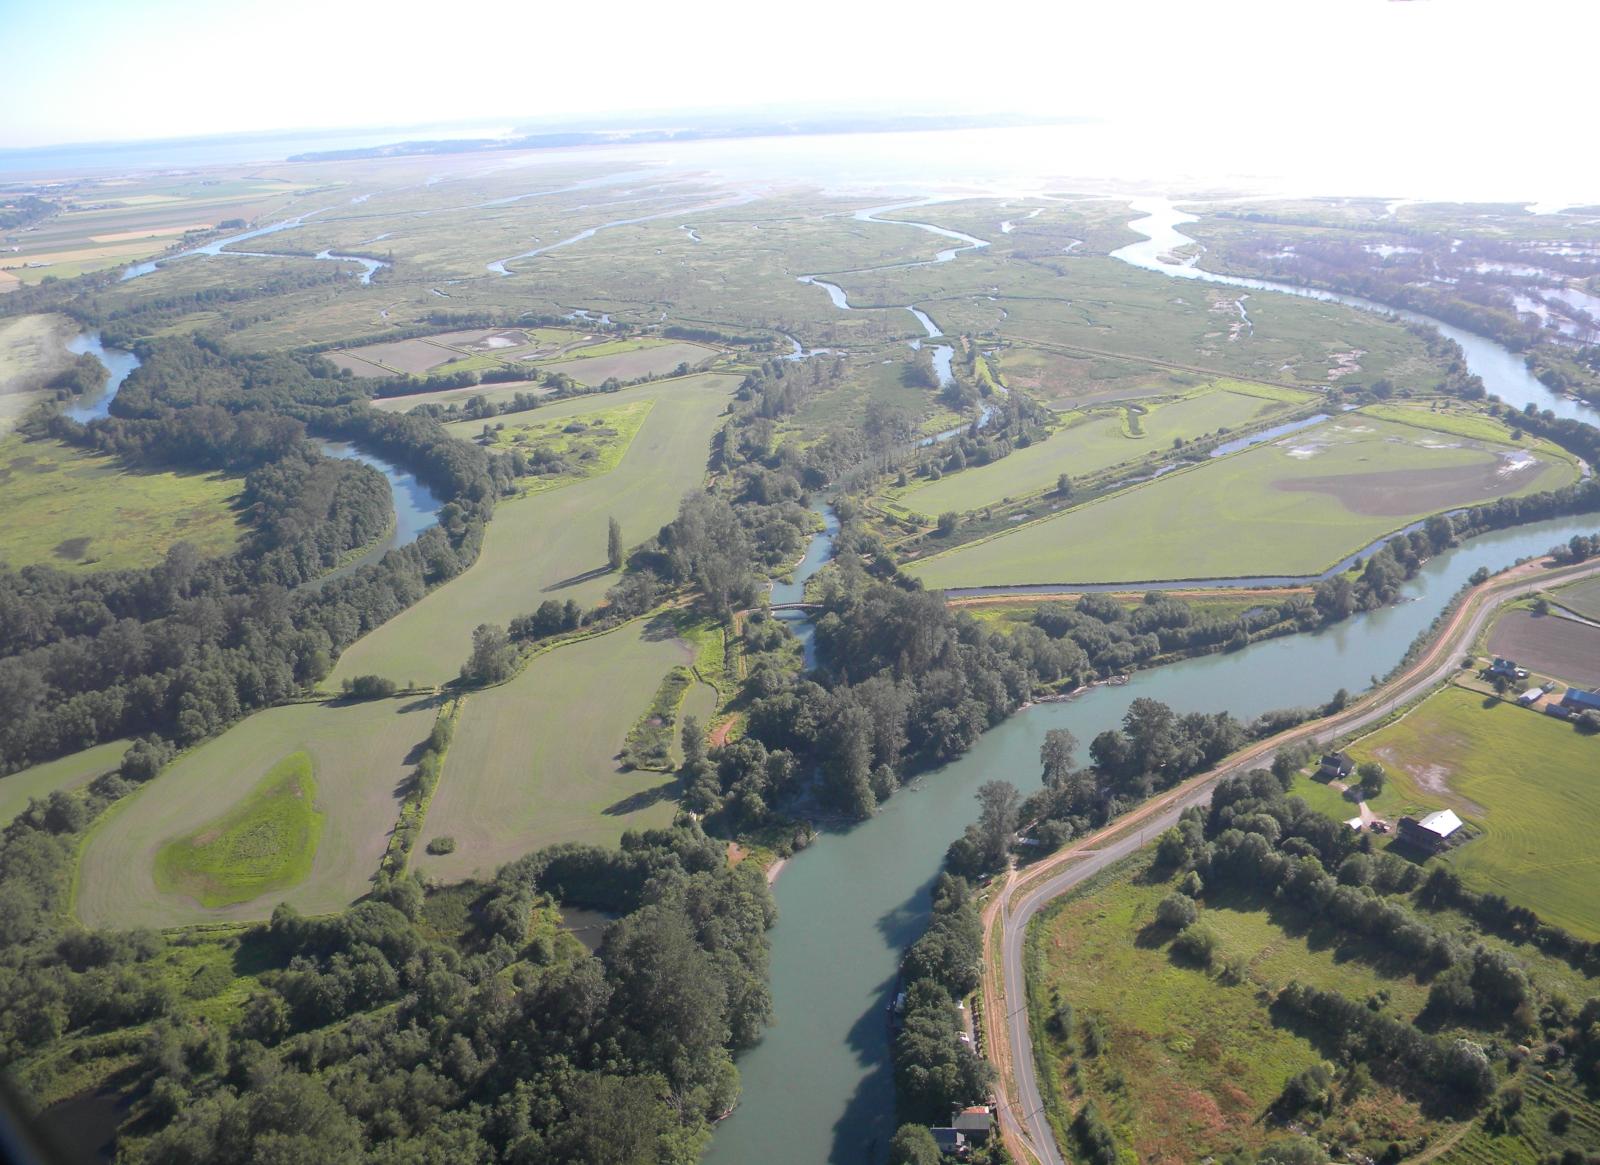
330,372,736,687
906,410,1575,587
413,619,695,883
75,696,438,928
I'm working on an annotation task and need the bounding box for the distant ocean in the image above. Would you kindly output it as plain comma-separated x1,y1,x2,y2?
0,124,515,178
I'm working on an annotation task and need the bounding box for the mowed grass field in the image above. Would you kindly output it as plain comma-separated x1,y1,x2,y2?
0,434,244,570
0,740,128,827
1029,857,1436,1164
907,412,1575,587
76,696,438,927
330,373,735,687
153,751,322,909
897,381,1312,516
414,621,694,881
1347,686,1600,938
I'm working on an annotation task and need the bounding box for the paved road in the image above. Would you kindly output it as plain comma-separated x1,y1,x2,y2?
980,553,1600,1165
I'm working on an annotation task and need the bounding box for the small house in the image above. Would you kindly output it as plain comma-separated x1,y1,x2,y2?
930,1127,968,1156
1317,752,1354,781
950,1106,994,1143
1398,809,1464,852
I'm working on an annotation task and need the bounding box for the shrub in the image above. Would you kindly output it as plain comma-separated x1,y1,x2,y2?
425,836,456,856
1156,892,1198,929
1172,923,1219,967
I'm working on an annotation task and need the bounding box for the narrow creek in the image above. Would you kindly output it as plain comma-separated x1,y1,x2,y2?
121,210,389,284
707,197,1600,1165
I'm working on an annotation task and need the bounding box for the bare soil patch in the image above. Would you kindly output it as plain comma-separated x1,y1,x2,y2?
1274,458,1548,515
1488,609,1600,688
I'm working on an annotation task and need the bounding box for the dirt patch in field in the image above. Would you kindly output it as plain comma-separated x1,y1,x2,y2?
1488,610,1600,688
1372,744,1486,816
1273,457,1548,515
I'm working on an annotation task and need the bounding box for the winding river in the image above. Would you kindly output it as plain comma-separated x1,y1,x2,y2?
707,198,1600,1165
56,331,438,565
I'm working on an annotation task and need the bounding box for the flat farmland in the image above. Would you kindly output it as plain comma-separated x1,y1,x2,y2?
415,621,693,881
1348,686,1600,938
1487,610,1600,688
897,381,1311,516
540,340,717,385
1554,575,1600,622
330,373,735,686
75,696,438,928
0,740,128,827
0,435,245,570
997,347,1212,409
906,413,1575,587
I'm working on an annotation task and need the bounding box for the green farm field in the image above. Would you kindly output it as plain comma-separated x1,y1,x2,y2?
75,696,438,927
446,397,653,494
330,373,736,687
1347,685,1600,938
0,434,245,570
906,412,1575,587
414,620,694,881
153,751,322,909
1029,852,1600,1165
897,380,1313,516
1029,856,1438,1164
0,740,128,827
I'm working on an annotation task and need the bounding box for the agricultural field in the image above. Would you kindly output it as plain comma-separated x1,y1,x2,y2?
540,339,715,385
368,379,551,414
1486,609,1600,688
75,696,439,927
414,619,695,881
330,373,736,687
153,751,322,909
1346,685,1600,937
1553,574,1600,622
1030,857,1435,1164
1029,852,1600,1165
948,588,1308,633
906,411,1575,587
0,740,128,827
446,398,653,493
896,380,1313,516
0,434,245,570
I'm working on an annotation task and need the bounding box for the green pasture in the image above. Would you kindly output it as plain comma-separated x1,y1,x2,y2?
0,434,245,571
896,381,1313,516
1347,685,1600,938
331,373,735,687
1029,857,1436,1164
414,619,694,882
153,751,323,909
541,340,716,385
0,740,128,827
75,696,437,927
906,413,1575,587
445,397,653,494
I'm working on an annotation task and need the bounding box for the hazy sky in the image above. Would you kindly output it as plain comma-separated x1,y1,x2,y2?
4,0,1597,199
